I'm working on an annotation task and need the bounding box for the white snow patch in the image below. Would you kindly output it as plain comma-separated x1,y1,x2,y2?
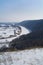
0,48,43,65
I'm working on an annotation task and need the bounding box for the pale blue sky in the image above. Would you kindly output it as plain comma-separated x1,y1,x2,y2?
0,0,43,22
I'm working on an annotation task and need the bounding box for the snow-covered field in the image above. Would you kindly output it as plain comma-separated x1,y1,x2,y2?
0,24,30,48
0,48,43,65
0,25,30,42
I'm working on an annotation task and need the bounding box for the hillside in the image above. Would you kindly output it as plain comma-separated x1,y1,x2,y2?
19,19,43,32
0,19,43,51
9,30,43,50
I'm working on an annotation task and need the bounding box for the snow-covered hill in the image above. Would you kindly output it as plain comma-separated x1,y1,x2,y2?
0,48,43,65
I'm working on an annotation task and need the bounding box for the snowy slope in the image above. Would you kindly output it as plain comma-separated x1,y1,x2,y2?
0,48,43,65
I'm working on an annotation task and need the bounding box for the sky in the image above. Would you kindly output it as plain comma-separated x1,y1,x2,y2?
0,0,43,22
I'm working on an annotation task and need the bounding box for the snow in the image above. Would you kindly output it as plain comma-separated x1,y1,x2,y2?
0,26,30,43
0,25,31,48
0,48,43,65
20,26,30,35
